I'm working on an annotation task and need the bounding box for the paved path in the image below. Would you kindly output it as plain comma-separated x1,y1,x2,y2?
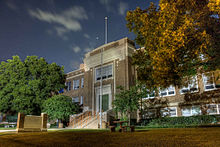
0,128,70,133
0,129,16,132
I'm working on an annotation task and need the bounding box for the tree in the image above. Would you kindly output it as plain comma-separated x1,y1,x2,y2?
113,86,141,126
126,0,220,89
208,0,220,15
0,56,66,115
43,95,79,124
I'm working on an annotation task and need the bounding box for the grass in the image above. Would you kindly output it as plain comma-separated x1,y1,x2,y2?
0,128,220,146
0,127,16,130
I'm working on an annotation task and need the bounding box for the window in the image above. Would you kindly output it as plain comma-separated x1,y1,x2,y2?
181,107,191,116
143,109,157,119
159,85,175,97
161,107,177,117
73,79,80,90
81,77,84,88
72,97,79,103
181,106,201,116
80,96,83,105
66,81,71,91
203,73,215,91
96,65,113,81
207,104,218,115
192,106,201,115
180,76,198,94
143,91,155,99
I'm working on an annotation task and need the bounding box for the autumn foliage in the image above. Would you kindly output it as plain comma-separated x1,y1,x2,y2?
126,0,220,89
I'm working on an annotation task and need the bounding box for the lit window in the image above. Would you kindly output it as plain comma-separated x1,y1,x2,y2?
161,107,177,117
181,106,201,116
73,79,80,90
81,77,84,88
203,73,215,91
180,76,198,94
192,106,201,115
96,65,113,81
159,85,175,97
181,107,191,116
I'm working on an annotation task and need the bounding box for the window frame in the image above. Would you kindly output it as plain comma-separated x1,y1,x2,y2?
179,76,199,95
81,77,84,88
73,79,80,90
161,107,177,117
202,73,216,91
207,104,219,115
80,96,83,105
95,64,113,82
159,85,176,97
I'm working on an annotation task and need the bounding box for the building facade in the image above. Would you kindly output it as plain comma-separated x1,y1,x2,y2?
64,37,220,120
63,37,136,115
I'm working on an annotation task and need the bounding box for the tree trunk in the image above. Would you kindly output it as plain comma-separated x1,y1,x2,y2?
128,111,131,127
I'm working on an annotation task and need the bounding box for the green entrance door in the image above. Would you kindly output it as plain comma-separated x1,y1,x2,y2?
99,94,109,112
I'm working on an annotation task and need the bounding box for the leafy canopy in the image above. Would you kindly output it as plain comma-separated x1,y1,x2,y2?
0,56,66,115
126,0,220,89
43,95,79,121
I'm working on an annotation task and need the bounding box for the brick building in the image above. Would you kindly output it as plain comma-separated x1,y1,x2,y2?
64,37,220,122
63,37,136,115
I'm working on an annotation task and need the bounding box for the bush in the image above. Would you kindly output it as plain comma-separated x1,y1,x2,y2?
145,115,220,128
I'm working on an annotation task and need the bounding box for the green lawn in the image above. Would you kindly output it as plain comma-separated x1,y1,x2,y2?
0,128,220,146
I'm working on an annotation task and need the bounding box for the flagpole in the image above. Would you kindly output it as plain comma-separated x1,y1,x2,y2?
100,16,108,129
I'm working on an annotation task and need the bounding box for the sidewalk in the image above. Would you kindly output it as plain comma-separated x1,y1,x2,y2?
0,128,70,133
0,129,16,132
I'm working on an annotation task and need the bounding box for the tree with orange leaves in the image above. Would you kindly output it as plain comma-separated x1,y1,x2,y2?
126,0,220,89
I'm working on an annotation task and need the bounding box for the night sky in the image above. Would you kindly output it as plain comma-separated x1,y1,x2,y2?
0,0,159,73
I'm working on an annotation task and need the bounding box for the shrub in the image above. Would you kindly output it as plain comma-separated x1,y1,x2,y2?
145,115,220,128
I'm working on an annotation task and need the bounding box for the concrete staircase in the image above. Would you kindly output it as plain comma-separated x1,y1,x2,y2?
68,111,100,129
68,109,115,129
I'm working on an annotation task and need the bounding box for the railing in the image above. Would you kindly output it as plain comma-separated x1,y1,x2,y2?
69,109,115,129
69,111,99,128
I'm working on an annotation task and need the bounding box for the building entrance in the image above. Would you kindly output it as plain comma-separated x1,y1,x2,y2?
95,85,112,113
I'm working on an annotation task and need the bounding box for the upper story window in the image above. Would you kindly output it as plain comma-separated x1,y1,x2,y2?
81,77,84,88
73,79,80,90
143,91,156,99
66,81,71,91
180,76,198,94
159,85,175,97
203,73,215,91
96,64,113,81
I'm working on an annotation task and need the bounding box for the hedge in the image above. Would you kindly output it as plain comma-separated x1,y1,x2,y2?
145,115,220,128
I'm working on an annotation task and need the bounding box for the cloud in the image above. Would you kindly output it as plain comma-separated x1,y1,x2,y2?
28,6,88,39
84,47,93,53
84,33,90,39
6,0,18,11
72,46,81,53
118,2,129,15
99,0,113,12
70,60,80,70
